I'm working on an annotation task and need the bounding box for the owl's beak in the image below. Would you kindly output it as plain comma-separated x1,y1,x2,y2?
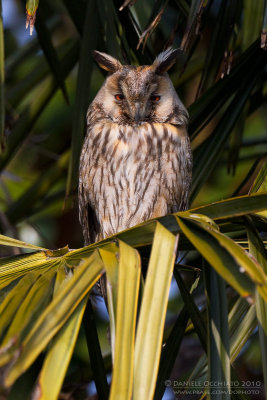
134,102,141,122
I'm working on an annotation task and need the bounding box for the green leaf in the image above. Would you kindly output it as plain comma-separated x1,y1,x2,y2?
7,37,70,107
0,252,58,290
5,33,38,74
261,0,267,49
246,218,267,396
35,6,69,104
0,234,46,250
174,269,207,350
154,306,189,400
35,300,87,400
233,155,267,196
26,0,39,35
191,48,266,200
0,272,40,340
188,40,263,138
133,223,178,400
66,0,99,195
230,304,257,361
249,158,267,194
242,0,264,51
100,239,141,400
109,240,141,400
115,2,151,64
32,267,87,400
26,0,39,15
136,0,168,52
176,215,259,299
204,265,230,400
1,266,56,350
83,300,109,400
181,0,204,51
99,243,119,359
6,151,69,224
184,192,267,221
62,0,87,35
227,106,247,175
0,41,79,173
228,296,248,328
3,251,103,387
196,1,240,97
97,0,122,57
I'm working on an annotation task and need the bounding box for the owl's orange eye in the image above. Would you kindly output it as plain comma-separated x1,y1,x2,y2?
150,95,161,102
115,94,124,101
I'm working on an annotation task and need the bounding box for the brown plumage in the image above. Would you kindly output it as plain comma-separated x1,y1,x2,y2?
79,48,192,249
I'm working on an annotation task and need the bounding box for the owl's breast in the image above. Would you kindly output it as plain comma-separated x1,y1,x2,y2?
80,120,192,238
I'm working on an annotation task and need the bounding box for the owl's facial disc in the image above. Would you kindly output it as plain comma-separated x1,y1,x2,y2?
102,65,177,124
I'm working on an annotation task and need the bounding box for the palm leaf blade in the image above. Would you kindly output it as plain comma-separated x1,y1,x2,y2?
133,223,178,400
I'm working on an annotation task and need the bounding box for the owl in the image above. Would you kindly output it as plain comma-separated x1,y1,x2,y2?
79,48,192,249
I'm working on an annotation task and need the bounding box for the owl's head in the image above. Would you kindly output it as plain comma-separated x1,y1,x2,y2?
92,49,188,126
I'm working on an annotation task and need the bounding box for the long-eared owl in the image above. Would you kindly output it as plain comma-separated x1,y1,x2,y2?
79,48,192,246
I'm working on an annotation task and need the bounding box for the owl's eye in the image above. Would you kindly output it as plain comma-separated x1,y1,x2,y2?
115,94,124,101
150,95,161,102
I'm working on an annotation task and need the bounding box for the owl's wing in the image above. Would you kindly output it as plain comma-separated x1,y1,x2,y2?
79,185,100,245
167,105,189,127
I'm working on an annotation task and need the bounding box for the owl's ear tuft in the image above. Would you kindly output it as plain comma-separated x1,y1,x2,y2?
152,48,180,74
93,50,122,73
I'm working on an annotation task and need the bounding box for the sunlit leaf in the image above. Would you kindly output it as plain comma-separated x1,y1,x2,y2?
176,215,262,299
0,234,46,250
0,254,58,290
1,266,56,351
133,223,178,400
184,192,267,221
32,267,87,400
3,251,103,387
0,272,39,340
99,242,120,359
109,240,140,400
